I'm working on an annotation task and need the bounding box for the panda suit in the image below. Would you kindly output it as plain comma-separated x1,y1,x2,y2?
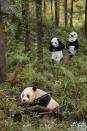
49,37,65,62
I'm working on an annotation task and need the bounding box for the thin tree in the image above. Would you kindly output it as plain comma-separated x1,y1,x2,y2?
55,0,60,26
70,0,74,27
51,0,53,22
36,0,43,65
0,2,6,81
64,0,68,27
57,0,60,26
15,18,22,42
85,0,87,36
44,0,46,19
22,0,31,52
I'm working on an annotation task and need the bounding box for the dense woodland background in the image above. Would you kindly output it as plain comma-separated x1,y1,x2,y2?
0,0,87,130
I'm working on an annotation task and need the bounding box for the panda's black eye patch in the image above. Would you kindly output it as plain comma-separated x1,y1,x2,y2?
27,94,30,98
22,94,24,97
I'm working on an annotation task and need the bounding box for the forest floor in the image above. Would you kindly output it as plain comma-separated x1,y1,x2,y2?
0,27,87,131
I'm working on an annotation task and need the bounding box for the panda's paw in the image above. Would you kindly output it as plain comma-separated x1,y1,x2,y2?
12,111,22,122
60,57,64,62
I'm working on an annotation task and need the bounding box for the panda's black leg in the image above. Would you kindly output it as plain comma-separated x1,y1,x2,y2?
29,106,50,114
34,107,51,118
60,57,64,62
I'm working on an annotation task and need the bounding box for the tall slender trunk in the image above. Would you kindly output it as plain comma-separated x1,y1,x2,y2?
57,0,60,26
64,0,68,27
85,0,87,36
44,0,46,19
70,0,74,27
22,0,30,52
36,0,43,64
0,3,6,81
55,0,60,26
15,19,22,42
51,0,53,22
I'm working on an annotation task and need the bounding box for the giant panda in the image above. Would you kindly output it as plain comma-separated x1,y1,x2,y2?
21,86,59,111
49,37,65,62
67,31,79,56
12,87,61,121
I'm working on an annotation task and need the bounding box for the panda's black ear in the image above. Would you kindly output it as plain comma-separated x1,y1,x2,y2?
32,86,37,91
57,38,59,41
57,38,61,43
49,41,52,45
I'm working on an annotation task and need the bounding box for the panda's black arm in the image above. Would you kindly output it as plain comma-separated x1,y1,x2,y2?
49,42,54,51
49,46,53,51
75,40,79,50
59,41,65,50
21,105,51,114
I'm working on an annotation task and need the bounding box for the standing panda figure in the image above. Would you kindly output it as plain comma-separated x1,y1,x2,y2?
49,37,65,62
67,32,79,56
21,87,59,111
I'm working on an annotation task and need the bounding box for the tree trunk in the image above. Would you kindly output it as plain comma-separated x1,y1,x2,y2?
64,0,68,27
15,19,22,42
0,3,6,81
55,0,60,26
70,0,74,27
57,0,60,26
51,0,53,22
44,0,46,19
36,0,43,65
22,0,30,52
85,0,87,36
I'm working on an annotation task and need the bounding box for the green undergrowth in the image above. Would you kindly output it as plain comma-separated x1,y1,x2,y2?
0,27,87,130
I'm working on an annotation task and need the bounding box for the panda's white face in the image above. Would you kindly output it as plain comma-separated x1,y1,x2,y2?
21,87,33,103
21,87,46,104
51,37,59,47
69,32,78,42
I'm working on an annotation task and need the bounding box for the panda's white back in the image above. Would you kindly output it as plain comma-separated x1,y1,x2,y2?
35,89,59,109
47,98,59,109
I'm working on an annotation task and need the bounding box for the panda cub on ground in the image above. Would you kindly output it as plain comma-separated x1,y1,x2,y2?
21,86,59,110
49,37,65,62
67,31,79,56
13,87,60,121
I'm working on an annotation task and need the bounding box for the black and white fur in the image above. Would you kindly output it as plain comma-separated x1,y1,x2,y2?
49,37,64,62
67,32,79,55
21,87,59,110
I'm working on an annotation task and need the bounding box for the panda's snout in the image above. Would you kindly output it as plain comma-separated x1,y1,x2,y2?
23,99,26,103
